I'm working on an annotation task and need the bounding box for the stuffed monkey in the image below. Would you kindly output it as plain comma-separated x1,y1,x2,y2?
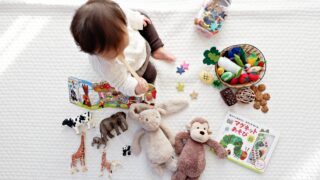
172,118,227,180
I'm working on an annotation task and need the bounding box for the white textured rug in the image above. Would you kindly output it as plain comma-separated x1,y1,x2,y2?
1,1,320,179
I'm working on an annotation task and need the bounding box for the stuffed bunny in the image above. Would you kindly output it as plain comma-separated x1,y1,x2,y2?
129,99,189,175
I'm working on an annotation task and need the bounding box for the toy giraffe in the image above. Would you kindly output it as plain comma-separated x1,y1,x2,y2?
71,130,88,174
100,149,121,178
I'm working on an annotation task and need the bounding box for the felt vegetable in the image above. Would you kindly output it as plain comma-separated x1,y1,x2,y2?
234,54,244,67
244,64,251,71
217,67,225,76
247,52,258,66
248,73,259,82
218,57,242,77
239,48,247,65
258,61,265,67
248,66,262,73
253,58,261,66
203,47,220,65
221,72,235,82
229,78,239,85
226,47,246,65
226,47,241,61
239,74,250,84
212,80,223,89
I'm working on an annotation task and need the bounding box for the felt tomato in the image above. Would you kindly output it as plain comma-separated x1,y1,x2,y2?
248,73,260,82
258,61,264,67
229,78,239,85
239,74,250,84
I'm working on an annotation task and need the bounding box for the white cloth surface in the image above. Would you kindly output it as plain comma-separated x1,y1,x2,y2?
1,0,320,180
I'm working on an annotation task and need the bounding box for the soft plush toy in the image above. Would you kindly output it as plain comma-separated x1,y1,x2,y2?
129,99,189,175
172,118,227,180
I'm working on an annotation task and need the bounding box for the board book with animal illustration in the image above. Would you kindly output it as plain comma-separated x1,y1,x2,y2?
215,112,279,173
68,77,156,110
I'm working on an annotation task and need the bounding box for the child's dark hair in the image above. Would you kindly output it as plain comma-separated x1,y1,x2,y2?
70,0,127,54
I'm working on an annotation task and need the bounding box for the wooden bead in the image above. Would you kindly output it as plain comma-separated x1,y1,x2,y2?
254,102,261,109
250,85,258,93
260,100,267,106
258,84,266,92
255,91,263,101
261,105,269,113
263,93,271,100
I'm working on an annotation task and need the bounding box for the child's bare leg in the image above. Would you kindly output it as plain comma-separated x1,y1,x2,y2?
138,12,176,62
153,47,176,62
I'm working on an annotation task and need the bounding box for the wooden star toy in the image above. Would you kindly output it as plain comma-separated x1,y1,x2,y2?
176,66,185,75
181,61,189,70
176,83,185,92
190,91,198,100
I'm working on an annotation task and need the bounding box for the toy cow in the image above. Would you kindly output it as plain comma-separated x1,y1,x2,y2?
62,112,95,134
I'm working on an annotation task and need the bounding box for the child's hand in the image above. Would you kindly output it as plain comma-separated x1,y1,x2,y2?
143,17,152,27
135,78,149,95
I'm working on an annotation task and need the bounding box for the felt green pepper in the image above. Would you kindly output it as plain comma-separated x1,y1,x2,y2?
234,54,244,67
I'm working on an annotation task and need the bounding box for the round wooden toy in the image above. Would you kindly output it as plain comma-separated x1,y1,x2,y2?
215,44,267,88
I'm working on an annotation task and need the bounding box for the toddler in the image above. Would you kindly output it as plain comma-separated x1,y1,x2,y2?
70,0,175,96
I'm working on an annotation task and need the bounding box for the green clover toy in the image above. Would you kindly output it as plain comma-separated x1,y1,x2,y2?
203,47,220,65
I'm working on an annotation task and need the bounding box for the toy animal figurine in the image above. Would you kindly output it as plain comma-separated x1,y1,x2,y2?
122,145,131,156
129,99,189,175
71,130,88,174
100,149,122,178
82,84,91,107
91,112,128,149
62,112,94,134
92,136,106,149
172,118,227,180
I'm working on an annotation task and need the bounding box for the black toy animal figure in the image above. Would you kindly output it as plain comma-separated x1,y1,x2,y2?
122,145,131,156
92,112,128,149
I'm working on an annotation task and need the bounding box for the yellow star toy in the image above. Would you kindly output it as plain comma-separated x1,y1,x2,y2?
176,83,185,92
190,91,198,100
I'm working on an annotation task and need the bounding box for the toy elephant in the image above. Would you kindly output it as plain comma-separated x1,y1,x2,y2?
92,112,128,149
129,99,189,175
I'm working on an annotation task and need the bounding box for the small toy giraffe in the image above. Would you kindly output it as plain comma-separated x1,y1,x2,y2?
100,149,121,178
71,130,88,174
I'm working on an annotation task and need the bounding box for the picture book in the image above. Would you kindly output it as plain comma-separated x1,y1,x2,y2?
68,77,156,110
215,112,279,173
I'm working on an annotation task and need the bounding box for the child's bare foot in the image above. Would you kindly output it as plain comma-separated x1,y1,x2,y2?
152,47,176,62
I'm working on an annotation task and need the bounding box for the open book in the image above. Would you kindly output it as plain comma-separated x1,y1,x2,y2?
68,76,156,110
215,112,279,173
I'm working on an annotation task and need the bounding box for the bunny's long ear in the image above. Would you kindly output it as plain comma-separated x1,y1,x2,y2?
156,99,189,116
128,103,152,120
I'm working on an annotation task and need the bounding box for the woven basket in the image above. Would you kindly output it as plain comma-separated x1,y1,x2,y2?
215,44,266,89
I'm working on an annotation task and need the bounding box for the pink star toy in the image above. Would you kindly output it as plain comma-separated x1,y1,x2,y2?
181,61,189,70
